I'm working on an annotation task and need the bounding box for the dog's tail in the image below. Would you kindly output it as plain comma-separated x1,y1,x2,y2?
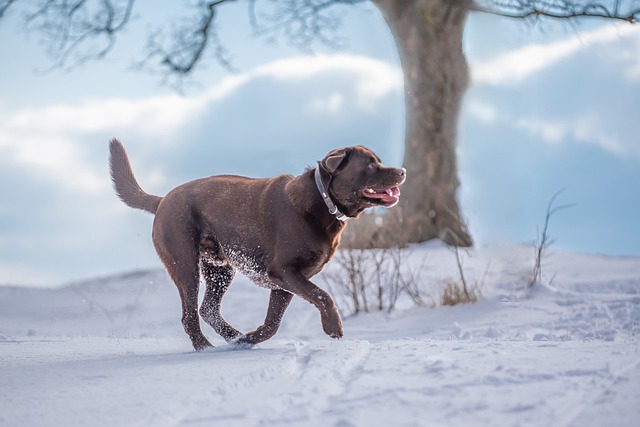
109,139,162,215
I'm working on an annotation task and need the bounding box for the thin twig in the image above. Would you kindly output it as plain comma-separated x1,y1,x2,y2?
529,189,576,287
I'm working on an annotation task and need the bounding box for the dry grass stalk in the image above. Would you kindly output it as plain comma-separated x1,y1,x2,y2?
529,190,575,288
440,245,482,306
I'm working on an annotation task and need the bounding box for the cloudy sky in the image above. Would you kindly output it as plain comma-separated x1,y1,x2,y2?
1,2,639,286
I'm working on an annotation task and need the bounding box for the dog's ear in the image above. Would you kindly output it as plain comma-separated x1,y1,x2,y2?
323,148,350,173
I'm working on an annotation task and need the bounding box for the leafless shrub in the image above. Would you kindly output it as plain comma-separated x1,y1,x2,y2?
528,189,575,288
324,245,429,316
323,209,432,316
324,248,368,315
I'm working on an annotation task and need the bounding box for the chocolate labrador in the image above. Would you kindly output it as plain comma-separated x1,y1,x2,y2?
109,139,406,350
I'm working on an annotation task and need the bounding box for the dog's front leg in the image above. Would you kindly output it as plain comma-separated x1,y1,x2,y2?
236,288,294,345
277,270,343,339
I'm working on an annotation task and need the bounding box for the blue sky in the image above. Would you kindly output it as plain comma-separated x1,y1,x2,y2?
1,2,639,286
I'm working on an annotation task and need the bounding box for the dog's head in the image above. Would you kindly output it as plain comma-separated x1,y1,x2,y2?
318,146,406,218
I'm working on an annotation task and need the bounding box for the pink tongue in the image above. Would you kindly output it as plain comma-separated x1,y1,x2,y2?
365,187,401,199
386,187,400,197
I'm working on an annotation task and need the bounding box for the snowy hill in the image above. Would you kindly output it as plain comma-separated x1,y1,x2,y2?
1,244,639,427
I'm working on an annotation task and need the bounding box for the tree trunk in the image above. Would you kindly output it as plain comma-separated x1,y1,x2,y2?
371,0,472,247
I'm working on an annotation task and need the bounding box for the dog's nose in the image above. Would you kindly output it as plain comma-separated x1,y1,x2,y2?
394,168,407,177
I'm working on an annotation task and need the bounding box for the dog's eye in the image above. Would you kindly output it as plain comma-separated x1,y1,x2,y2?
368,162,376,169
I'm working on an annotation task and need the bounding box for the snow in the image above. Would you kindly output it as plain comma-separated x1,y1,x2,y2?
1,244,638,427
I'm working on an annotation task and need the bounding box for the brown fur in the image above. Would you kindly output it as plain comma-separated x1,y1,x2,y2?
109,139,406,350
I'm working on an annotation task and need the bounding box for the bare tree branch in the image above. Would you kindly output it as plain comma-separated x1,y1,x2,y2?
248,0,368,52
139,0,368,85
0,0,18,19
471,0,640,23
24,0,135,71
141,0,238,77
2,0,638,79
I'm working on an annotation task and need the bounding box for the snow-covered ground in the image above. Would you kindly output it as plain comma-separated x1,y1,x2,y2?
1,244,638,427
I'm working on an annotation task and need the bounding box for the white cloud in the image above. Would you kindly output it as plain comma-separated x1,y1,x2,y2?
248,55,402,109
309,92,345,114
1,54,400,137
465,101,638,159
514,117,567,144
472,23,640,86
519,114,636,158
0,129,106,193
465,100,498,123
3,95,203,136
465,22,640,160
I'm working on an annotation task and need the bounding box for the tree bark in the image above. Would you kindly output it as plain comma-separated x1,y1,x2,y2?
371,0,472,247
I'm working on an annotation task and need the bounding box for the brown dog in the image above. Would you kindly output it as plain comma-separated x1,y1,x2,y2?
109,139,406,350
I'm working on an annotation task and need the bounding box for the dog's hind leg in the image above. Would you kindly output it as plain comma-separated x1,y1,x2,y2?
235,288,294,345
154,220,212,351
199,259,242,342
163,256,212,351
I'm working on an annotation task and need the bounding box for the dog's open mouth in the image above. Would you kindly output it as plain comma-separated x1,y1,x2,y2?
362,186,401,206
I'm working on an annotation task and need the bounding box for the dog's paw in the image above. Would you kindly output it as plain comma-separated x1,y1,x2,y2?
329,330,343,340
322,315,344,339
229,335,256,350
192,339,213,352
